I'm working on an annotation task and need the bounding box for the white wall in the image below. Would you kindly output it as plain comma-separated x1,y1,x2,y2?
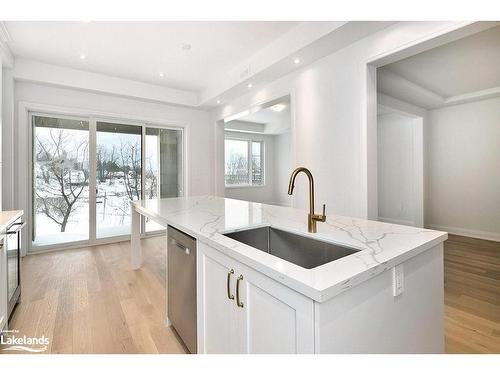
426,96,500,240
0,62,3,211
212,22,475,218
273,130,292,206
265,106,292,134
3,81,212,251
1,69,13,213
224,131,277,205
376,94,426,227
377,113,417,225
214,46,364,217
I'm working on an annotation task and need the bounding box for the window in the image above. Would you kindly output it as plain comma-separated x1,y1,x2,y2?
144,127,183,232
31,112,184,249
225,138,264,186
251,141,263,185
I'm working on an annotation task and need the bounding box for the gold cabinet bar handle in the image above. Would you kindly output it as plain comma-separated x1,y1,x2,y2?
236,275,244,308
227,269,235,300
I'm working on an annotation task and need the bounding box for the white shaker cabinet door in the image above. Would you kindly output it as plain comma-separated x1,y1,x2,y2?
198,242,315,354
236,261,315,354
197,242,241,354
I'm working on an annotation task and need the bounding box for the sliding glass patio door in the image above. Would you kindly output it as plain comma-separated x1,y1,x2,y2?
95,122,142,239
31,113,184,250
144,127,183,232
32,115,90,246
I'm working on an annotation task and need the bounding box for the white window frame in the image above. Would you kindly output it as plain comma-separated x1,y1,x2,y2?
224,136,265,188
26,105,187,254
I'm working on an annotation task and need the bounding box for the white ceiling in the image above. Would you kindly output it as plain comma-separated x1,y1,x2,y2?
240,105,290,126
226,97,291,134
4,21,298,92
378,24,500,109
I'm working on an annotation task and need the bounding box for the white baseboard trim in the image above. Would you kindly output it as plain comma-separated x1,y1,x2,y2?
425,224,500,242
378,216,415,226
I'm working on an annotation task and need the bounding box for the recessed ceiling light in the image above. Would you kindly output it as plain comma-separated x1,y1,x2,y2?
159,72,164,78
79,53,87,60
216,100,221,104
294,58,301,64
181,43,192,51
247,83,253,88
270,103,287,112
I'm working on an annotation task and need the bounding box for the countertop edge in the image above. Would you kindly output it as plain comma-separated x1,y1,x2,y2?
133,202,447,303
195,231,447,302
0,210,24,234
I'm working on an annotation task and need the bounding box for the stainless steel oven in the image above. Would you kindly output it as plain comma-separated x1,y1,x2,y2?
6,219,25,319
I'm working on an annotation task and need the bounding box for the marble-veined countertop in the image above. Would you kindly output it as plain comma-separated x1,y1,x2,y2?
0,210,23,234
132,196,447,302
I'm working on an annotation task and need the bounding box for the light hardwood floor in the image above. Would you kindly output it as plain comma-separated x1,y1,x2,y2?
5,237,187,354
444,234,500,353
3,234,499,354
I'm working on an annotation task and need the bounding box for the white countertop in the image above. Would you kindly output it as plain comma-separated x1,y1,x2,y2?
0,210,24,233
133,196,447,302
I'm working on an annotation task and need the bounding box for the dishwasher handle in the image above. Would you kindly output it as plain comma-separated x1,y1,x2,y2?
170,238,191,255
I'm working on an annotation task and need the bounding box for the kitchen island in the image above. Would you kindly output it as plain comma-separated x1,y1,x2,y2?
131,196,447,353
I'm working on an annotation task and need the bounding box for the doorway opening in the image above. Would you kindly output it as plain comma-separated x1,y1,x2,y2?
374,23,500,241
219,95,294,207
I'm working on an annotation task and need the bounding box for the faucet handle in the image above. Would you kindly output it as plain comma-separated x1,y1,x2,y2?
313,204,327,222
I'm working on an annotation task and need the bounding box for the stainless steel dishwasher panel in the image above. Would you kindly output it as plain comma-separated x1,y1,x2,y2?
167,226,197,353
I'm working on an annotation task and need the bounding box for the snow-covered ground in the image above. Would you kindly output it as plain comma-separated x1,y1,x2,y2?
34,178,130,245
33,125,167,246
33,175,166,246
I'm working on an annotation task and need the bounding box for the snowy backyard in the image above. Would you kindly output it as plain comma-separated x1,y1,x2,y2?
33,119,164,246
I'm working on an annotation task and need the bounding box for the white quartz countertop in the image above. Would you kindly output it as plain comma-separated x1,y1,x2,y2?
133,196,447,302
0,210,24,233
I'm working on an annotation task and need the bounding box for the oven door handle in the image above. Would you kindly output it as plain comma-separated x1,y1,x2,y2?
7,222,26,234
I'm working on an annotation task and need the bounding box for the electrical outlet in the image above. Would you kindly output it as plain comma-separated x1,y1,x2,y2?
392,264,404,296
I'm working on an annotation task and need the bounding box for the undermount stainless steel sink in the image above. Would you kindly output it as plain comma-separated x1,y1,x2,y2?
223,226,360,269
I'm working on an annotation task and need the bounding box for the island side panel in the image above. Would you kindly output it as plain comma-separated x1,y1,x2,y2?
130,205,142,269
315,243,444,353
165,232,171,327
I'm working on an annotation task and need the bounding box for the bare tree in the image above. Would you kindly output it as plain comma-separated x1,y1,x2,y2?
119,139,141,200
96,145,108,183
97,144,119,183
225,154,247,185
145,156,157,199
35,129,89,232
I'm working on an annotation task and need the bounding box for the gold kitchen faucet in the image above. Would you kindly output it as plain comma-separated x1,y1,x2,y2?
287,167,326,233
